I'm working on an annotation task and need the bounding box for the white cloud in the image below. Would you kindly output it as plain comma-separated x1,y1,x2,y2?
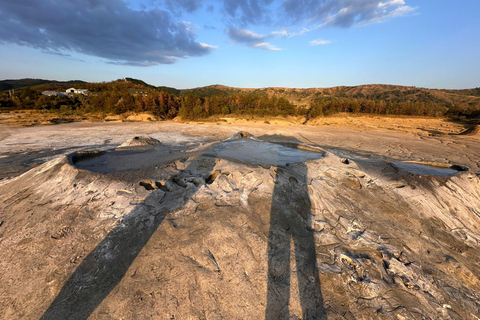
270,27,313,38
282,0,416,28
270,30,289,37
378,0,406,9
227,28,281,51
227,28,266,43
356,4,416,26
200,43,218,49
310,39,332,46
252,43,282,51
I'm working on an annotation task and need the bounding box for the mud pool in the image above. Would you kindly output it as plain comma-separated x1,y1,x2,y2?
74,138,325,173
392,161,466,177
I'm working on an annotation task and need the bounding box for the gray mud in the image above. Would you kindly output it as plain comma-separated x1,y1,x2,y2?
208,139,324,166
392,161,464,177
73,146,190,173
74,138,324,173
1,123,480,320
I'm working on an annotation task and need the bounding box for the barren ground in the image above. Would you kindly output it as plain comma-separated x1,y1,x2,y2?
1,116,478,180
1,118,479,319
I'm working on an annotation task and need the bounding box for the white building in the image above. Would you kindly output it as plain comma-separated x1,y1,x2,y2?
66,88,89,95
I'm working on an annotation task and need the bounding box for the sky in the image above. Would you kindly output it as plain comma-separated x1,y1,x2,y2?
0,0,479,89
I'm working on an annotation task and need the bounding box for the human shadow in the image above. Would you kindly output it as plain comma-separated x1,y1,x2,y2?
41,134,327,319
40,150,220,320
261,136,327,319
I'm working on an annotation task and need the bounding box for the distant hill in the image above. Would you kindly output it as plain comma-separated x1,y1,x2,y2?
124,78,156,89
2,78,479,119
0,77,180,95
0,79,85,91
180,85,236,97
123,78,180,95
178,84,480,110
5,78,478,109
156,86,181,96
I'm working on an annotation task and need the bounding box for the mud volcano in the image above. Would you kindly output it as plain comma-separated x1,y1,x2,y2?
74,132,325,173
1,132,480,319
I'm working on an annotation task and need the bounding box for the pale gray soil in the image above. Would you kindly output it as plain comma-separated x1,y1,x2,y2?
1,121,479,180
0,122,480,319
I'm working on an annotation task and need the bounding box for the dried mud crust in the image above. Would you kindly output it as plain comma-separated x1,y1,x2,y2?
1,119,480,182
118,136,162,148
1,132,480,319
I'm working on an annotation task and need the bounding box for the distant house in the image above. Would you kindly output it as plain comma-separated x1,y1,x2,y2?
42,91,68,97
66,88,90,95
129,89,148,96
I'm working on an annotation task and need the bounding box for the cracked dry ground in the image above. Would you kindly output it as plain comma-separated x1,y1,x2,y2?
0,124,480,320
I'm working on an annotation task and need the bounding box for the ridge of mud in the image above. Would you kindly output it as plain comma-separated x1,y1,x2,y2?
118,136,162,148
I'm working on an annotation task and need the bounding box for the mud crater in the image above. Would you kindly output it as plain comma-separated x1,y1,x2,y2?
71,132,326,174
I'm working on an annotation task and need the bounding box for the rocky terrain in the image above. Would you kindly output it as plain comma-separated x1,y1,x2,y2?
0,121,480,319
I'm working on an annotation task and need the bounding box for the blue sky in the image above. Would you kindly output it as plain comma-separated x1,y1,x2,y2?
0,0,479,89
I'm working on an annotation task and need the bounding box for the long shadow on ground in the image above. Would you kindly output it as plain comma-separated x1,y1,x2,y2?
41,135,327,319
263,136,327,320
40,154,218,320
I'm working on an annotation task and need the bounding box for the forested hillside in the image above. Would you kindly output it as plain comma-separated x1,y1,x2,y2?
1,78,479,120
0,79,84,91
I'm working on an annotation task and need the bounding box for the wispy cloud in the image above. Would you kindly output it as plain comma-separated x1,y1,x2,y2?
160,0,415,29
227,28,266,44
165,0,204,13
270,27,312,38
200,43,219,49
252,43,282,51
281,0,415,28
41,50,72,57
270,30,290,38
378,0,407,9
310,39,332,46
220,0,274,26
227,27,281,50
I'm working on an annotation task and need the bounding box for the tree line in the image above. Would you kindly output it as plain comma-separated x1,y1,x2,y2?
0,83,297,119
307,97,448,118
1,80,479,119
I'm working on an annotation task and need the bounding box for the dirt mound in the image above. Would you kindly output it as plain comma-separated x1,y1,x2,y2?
230,131,257,139
459,125,480,136
119,136,162,147
125,113,157,122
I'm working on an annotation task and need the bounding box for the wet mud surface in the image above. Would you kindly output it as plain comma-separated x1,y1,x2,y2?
74,136,325,174
391,161,467,177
